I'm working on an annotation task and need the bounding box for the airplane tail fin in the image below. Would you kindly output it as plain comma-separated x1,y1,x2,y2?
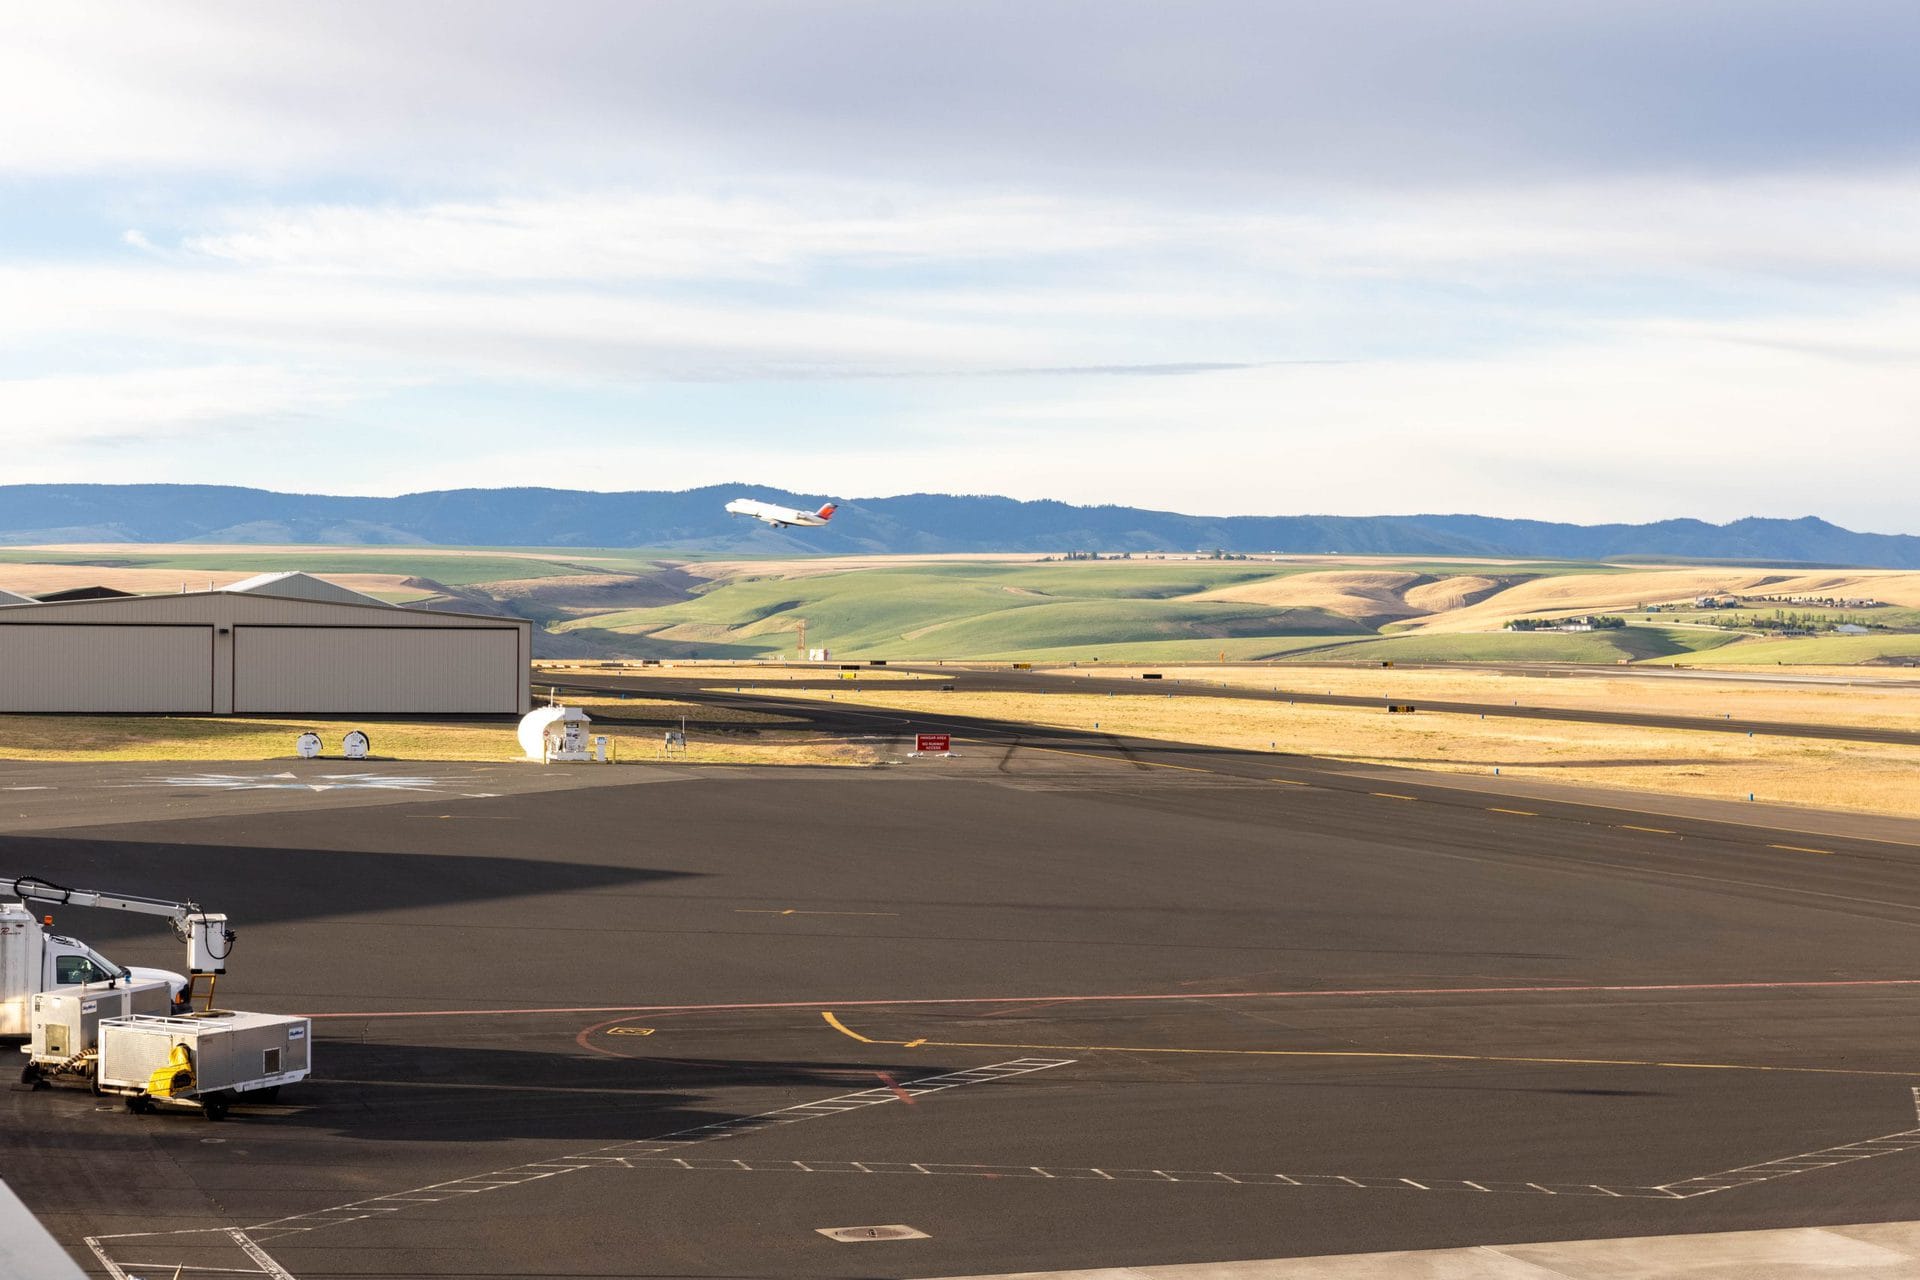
816,503,838,520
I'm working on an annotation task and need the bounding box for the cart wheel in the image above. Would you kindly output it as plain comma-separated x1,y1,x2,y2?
126,1095,151,1114
203,1098,230,1121
19,1062,43,1087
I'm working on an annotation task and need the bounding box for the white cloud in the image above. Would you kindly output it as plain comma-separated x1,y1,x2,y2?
116,172,1920,289
6,4,1920,530
0,264,1081,380
286,316,1920,532
0,365,362,444
6,3,1918,188
855,326,1920,527
172,191,1153,281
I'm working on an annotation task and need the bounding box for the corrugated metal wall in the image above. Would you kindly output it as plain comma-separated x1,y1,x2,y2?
232,626,523,714
0,625,214,712
0,593,530,714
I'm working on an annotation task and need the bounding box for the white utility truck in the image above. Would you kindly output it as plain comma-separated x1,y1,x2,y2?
1,874,229,1037
4,874,222,1076
5,874,309,1117
1,874,232,1026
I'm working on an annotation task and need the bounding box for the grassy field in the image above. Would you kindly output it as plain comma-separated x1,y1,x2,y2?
1271,626,1744,664
0,715,530,762
0,704,866,766
971,636,1368,663
6,543,1920,666
551,558,1920,663
768,684,1920,819
1661,634,1920,666
1067,664,1920,733
555,559,1365,659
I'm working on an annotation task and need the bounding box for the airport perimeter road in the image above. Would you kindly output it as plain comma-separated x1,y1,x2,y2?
10,740,1920,1277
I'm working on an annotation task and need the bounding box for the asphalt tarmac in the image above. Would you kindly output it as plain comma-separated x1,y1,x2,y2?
8,706,1920,1279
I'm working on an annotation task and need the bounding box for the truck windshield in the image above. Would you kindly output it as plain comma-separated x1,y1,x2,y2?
54,946,130,984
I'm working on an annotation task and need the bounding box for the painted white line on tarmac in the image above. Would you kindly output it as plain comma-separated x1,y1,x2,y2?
85,1058,1075,1277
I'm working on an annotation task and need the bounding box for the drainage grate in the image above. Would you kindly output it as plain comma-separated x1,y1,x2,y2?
816,1225,930,1243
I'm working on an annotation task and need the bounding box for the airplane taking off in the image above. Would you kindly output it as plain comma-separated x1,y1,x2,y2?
725,496,839,529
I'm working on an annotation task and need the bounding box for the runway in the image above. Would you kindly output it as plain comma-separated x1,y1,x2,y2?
8,705,1920,1278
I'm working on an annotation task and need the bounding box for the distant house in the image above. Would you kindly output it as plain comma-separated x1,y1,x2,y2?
1834,623,1872,635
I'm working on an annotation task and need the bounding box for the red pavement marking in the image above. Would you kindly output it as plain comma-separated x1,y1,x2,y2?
876,1071,916,1104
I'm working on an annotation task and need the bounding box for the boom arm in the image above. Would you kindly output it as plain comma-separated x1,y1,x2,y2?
1,874,235,974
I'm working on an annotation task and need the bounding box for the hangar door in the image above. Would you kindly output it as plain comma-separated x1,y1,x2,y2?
0,625,213,712
233,626,521,714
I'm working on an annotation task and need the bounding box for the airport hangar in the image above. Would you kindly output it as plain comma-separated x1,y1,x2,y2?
0,571,530,715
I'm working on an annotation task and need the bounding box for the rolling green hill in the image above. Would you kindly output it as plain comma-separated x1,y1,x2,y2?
6,543,1917,665
556,560,1361,658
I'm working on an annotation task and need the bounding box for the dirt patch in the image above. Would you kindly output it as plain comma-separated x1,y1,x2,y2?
1190,570,1429,623
1402,574,1517,612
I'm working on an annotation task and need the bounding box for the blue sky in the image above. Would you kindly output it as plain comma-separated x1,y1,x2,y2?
3,2,1918,529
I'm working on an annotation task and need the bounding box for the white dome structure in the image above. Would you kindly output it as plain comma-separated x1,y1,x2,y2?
517,705,594,761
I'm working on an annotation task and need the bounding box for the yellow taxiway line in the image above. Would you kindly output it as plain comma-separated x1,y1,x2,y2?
820,1011,1918,1079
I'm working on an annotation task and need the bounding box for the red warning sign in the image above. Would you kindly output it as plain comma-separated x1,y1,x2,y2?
916,733,951,754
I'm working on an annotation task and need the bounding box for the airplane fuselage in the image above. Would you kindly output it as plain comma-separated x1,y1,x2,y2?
725,497,838,528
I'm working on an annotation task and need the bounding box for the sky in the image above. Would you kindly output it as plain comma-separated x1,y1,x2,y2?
3,1,1919,530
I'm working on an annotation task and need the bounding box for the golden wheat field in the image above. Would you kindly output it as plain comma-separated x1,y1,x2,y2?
769,684,1920,820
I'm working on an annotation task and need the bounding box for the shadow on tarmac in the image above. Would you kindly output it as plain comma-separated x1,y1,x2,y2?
0,835,699,941
14,1043,976,1145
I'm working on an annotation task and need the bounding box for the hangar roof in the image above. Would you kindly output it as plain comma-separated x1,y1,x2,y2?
0,587,32,606
0,588,519,630
221,570,393,607
34,585,136,602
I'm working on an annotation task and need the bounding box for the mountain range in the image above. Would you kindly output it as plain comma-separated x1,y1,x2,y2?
2,484,1918,567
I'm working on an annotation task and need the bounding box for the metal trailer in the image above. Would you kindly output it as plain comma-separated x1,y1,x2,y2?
19,978,173,1089
97,1011,311,1120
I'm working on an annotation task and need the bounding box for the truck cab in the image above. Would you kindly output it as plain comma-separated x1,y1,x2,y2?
47,930,184,995
1,903,188,1037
